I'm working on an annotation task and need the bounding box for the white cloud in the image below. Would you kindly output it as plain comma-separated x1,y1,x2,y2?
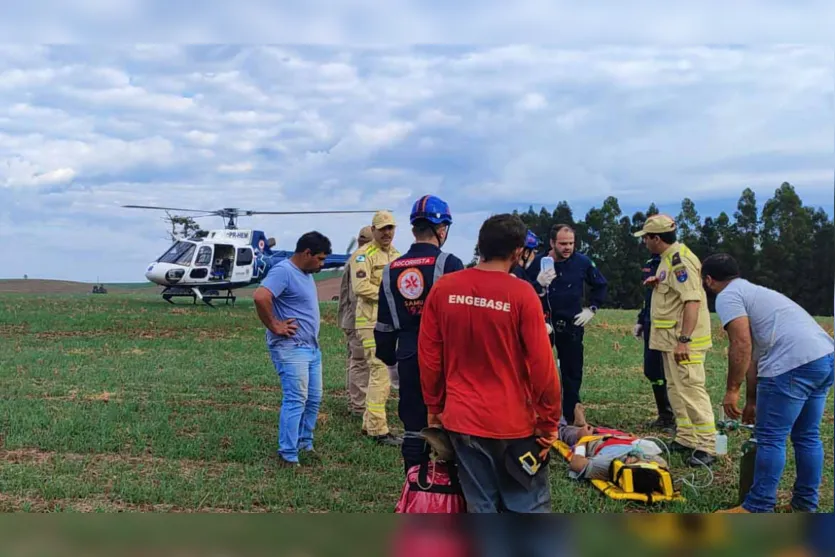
0,43,831,281
218,162,254,173
516,93,547,111
352,121,415,147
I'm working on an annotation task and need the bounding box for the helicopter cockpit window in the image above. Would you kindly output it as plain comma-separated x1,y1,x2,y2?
195,246,213,267
158,241,196,266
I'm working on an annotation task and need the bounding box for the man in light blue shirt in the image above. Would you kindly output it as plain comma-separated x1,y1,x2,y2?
254,231,332,467
701,253,834,513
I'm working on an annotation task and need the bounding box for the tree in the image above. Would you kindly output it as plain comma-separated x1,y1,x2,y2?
462,184,832,315
164,211,202,243
698,216,721,257
676,198,702,253
732,188,760,280
714,211,733,253
759,182,816,310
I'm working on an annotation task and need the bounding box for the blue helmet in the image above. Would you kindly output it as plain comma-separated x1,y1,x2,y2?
410,195,452,225
525,230,539,250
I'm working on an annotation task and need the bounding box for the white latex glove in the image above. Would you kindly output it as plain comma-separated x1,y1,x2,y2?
387,364,400,390
545,321,553,335
633,323,643,338
537,267,557,288
573,308,595,327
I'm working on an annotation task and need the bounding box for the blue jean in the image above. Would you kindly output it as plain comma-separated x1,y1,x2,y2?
743,352,834,512
447,432,551,513
268,344,323,463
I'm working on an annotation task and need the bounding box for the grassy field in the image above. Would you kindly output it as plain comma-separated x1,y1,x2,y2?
0,290,832,513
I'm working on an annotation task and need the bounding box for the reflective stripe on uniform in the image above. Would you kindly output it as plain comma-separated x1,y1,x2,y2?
690,335,711,349
653,319,676,329
375,322,395,333
381,262,401,331
679,353,705,365
434,252,449,283
664,245,692,269
362,337,376,349
693,422,716,434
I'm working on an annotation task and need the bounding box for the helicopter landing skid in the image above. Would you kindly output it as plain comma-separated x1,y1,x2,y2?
160,286,237,308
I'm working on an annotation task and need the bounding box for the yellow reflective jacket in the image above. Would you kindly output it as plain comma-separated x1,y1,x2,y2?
649,242,713,352
350,240,401,329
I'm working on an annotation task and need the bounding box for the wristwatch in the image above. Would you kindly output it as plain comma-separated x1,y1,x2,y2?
678,335,691,343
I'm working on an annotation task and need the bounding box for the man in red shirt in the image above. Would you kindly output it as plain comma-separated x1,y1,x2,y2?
418,213,562,513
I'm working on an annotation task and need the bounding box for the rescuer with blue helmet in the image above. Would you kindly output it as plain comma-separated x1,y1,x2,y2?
510,230,540,280
374,194,465,472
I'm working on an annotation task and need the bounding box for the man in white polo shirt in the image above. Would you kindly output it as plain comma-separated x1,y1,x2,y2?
701,253,834,513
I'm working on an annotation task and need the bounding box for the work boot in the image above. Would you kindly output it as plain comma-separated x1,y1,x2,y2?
715,505,750,514
646,416,676,435
270,454,300,468
688,450,715,468
371,433,403,447
669,440,692,453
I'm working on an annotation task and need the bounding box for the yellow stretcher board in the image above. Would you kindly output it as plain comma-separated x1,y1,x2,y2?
552,440,686,504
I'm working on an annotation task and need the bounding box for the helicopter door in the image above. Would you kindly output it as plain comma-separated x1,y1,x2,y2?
189,245,213,280
210,245,235,281
232,247,254,283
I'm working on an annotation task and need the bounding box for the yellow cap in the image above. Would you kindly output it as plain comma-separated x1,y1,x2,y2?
357,225,373,242
634,214,676,237
372,210,396,229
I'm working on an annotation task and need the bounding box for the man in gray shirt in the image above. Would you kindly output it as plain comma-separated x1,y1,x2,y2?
702,254,834,514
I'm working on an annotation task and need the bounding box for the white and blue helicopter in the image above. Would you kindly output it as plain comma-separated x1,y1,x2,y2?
124,205,378,306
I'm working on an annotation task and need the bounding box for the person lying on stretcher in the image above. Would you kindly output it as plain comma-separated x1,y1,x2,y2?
560,404,669,481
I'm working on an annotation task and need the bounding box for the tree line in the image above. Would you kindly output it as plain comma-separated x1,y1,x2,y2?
470,182,834,317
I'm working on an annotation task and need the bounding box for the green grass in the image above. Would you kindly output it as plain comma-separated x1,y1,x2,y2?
0,291,831,513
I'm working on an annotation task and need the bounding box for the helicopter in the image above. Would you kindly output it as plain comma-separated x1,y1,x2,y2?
124,205,379,306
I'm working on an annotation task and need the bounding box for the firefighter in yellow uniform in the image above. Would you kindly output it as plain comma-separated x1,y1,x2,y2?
338,225,373,417
634,214,716,468
350,210,403,446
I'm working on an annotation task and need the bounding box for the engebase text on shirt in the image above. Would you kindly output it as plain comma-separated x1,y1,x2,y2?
446,293,512,312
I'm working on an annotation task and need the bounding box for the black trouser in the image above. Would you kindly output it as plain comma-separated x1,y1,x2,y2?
549,320,584,424
397,356,430,473
643,326,674,422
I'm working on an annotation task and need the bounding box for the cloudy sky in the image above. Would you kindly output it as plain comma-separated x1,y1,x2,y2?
1,8,833,282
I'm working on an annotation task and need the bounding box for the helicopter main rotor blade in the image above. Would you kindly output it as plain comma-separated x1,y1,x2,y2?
123,204,218,214
244,210,385,215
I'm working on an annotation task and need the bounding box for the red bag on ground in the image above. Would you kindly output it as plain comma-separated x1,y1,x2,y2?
394,460,467,513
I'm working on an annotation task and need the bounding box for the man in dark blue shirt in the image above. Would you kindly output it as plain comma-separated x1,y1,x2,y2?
374,195,465,473
526,224,607,424
635,253,675,433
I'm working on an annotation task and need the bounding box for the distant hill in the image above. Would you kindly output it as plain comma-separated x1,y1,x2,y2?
0,279,154,295
0,275,344,301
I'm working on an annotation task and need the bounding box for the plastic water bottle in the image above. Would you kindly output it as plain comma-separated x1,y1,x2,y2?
715,431,728,456
715,407,728,456
542,256,555,272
